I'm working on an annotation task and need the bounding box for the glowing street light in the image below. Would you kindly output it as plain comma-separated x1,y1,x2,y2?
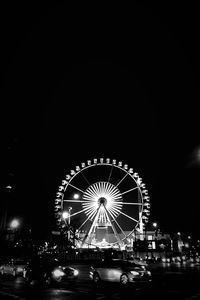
152,222,158,228
62,207,72,241
73,193,80,199
62,211,70,220
10,219,20,230
152,222,158,241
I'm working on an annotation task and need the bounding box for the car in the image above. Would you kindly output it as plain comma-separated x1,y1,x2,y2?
0,259,27,276
89,258,152,287
23,256,79,286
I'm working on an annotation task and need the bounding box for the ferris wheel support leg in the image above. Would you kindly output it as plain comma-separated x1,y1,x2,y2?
81,205,101,247
103,205,123,248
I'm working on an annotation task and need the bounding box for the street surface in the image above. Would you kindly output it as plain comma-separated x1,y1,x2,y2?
0,262,200,300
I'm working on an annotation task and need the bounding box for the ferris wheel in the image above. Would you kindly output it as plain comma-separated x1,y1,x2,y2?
54,158,150,249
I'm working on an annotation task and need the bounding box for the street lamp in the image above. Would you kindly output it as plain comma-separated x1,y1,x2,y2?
8,218,21,245
73,193,80,200
62,207,72,241
10,218,20,230
152,222,158,240
152,222,158,229
62,211,70,220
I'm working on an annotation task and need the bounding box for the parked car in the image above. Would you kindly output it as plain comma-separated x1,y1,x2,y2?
23,256,79,286
0,258,27,276
89,258,152,286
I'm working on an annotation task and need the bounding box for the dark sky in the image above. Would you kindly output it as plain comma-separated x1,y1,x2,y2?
1,2,200,238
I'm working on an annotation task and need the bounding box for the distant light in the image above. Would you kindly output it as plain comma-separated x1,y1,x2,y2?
52,268,65,278
196,148,200,162
10,219,20,229
152,222,158,228
189,145,200,166
6,185,12,190
73,193,79,199
74,269,79,276
62,211,69,219
188,236,191,239
177,232,181,236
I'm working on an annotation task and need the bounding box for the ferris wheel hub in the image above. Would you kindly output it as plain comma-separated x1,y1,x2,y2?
98,197,107,206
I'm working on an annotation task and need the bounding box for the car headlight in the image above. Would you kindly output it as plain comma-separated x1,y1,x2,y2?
130,271,140,276
52,268,65,278
147,271,151,276
74,269,79,276
16,267,23,272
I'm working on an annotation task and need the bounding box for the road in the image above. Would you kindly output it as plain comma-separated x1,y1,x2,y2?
0,262,200,300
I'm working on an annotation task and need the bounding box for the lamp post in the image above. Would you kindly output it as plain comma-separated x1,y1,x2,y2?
62,207,72,242
8,218,21,248
152,222,158,240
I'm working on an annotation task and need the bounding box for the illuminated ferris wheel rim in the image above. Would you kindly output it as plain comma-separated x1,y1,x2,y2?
55,158,151,246
63,161,147,195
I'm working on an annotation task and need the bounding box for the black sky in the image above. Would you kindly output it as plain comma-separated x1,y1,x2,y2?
1,2,200,238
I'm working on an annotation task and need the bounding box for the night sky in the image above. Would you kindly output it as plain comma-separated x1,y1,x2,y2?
1,2,200,239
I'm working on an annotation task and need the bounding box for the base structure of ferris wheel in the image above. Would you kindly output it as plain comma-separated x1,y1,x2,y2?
76,213,145,250
55,158,150,250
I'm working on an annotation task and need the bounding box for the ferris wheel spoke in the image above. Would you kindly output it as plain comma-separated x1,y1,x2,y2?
115,173,129,187
98,182,102,195
117,202,142,205
81,205,102,245
83,191,97,200
109,191,122,200
82,206,96,216
107,208,118,221
63,199,89,203
112,202,123,208
70,206,94,218
109,206,122,217
108,186,121,196
107,183,118,195
105,182,113,194
87,184,99,196
109,208,120,219
109,204,122,214
103,206,122,245
78,205,98,231
84,187,96,197
104,186,113,198
112,206,123,213
86,185,99,198
81,207,97,223
82,202,96,208
87,207,98,220
80,170,91,185
78,215,91,231
107,165,114,182
103,182,108,194
120,211,138,223
109,214,127,238
121,186,139,195
68,183,85,194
